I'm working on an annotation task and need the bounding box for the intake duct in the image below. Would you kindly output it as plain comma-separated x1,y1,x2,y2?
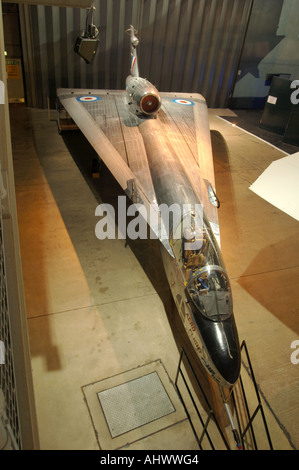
126,76,161,116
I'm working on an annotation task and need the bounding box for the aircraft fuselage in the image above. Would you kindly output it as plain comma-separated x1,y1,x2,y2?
138,115,241,388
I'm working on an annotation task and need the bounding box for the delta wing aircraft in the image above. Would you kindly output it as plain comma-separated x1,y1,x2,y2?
57,25,241,389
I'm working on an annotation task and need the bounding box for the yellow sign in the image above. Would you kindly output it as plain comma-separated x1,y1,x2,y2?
6,60,20,79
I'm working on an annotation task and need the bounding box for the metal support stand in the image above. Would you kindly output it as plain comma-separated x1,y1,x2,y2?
175,348,230,450
174,341,273,450
47,96,78,134
233,340,273,450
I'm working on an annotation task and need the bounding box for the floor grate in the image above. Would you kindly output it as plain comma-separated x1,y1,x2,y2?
97,372,175,438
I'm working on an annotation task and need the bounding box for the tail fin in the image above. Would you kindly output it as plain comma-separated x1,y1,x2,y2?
127,25,139,77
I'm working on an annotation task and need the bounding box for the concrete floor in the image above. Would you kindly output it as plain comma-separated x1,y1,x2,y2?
9,104,299,450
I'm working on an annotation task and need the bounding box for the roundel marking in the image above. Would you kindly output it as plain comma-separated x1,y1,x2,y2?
172,99,194,106
77,95,101,102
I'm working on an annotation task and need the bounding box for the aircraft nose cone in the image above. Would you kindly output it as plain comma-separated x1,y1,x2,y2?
211,339,241,386
210,319,241,386
197,314,241,386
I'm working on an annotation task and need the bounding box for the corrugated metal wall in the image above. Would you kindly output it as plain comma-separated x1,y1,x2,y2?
19,0,253,108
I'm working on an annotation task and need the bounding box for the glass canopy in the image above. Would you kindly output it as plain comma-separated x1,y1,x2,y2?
171,211,233,321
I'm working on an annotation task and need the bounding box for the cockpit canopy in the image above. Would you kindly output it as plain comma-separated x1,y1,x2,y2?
186,267,233,321
171,210,233,322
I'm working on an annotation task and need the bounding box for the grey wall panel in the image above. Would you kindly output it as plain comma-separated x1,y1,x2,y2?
19,0,252,108
5,0,93,8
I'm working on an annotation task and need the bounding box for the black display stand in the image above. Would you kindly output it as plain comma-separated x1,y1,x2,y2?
175,341,273,450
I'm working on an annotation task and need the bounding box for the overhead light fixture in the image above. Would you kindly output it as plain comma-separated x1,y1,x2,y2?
74,5,99,64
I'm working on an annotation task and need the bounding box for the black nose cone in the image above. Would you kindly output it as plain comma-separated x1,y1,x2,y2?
210,318,241,386
197,314,241,386
212,332,241,385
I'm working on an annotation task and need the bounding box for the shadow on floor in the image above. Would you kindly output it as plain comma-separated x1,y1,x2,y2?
58,129,230,433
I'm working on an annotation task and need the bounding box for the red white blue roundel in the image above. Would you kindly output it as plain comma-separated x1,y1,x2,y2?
77,95,101,102
173,98,194,106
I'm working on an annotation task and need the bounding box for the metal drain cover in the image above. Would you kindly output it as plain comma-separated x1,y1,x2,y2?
97,372,175,438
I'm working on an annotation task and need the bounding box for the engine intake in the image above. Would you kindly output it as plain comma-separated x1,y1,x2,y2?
140,94,160,114
126,76,161,116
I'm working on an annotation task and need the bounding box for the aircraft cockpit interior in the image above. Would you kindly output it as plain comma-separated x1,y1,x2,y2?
186,268,233,321
171,212,233,322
